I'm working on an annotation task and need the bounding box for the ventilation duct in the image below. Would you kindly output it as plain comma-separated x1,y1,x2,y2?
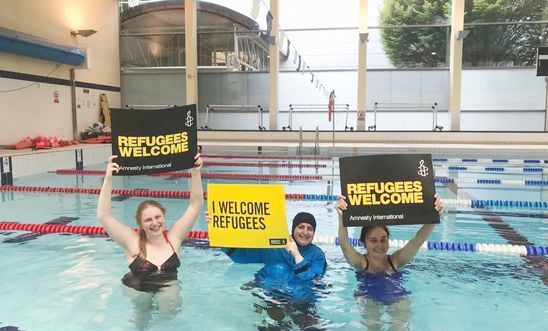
0,27,85,66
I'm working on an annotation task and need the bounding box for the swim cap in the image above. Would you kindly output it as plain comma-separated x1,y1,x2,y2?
292,212,317,233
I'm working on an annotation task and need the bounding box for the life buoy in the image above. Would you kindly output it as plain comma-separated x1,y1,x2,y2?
8,137,33,149
328,90,335,122
80,135,112,144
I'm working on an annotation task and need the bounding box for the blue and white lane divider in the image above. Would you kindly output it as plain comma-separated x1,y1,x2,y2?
444,198,548,209
433,158,546,165
435,177,548,187
434,164,548,174
311,237,547,256
298,194,548,210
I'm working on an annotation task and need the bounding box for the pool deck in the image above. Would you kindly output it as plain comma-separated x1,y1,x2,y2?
2,130,548,159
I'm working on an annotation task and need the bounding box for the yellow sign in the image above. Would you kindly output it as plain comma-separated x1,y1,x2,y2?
207,184,289,248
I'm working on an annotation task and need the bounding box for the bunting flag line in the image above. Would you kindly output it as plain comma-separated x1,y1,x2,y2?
258,0,331,98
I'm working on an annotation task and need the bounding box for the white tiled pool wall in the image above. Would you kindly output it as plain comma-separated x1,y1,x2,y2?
5,145,111,179
3,140,548,180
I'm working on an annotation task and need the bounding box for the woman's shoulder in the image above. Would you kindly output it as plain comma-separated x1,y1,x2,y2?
122,235,141,254
389,249,406,270
349,253,368,272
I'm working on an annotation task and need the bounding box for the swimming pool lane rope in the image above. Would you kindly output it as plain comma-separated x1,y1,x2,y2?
56,169,323,181
55,169,548,187
202,161,328,168
432,158,546,165
203,155,546,165
435,177,548,187
202,154,332,161
433,164,548,174
0,222,545,256
1,186,547,210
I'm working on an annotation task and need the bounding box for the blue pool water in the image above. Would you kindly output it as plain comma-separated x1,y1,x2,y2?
0,154,546,330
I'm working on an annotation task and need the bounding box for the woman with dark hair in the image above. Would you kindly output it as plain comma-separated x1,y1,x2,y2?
97,154,203,328
215,211,327,330
335,194,443,330
336,194,442,277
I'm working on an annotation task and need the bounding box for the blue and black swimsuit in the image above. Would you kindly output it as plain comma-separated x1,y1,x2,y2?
355,254,410,305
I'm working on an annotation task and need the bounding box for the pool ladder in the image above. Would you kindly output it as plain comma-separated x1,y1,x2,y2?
296,126,321,158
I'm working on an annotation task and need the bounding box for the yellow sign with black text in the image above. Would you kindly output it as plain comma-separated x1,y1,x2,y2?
207,184,289,248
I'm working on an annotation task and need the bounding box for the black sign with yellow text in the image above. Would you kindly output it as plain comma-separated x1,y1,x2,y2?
110,105,197,175
340,154,439,227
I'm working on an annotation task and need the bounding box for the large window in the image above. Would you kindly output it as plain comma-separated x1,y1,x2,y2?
119,0,269,70
376,0,547,68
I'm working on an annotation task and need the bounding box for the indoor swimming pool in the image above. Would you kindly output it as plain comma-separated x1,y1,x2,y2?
0,152,546,330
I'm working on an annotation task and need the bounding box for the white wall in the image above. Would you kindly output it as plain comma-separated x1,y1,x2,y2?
461,69,546,111
120,67,546,131
0,0,121,145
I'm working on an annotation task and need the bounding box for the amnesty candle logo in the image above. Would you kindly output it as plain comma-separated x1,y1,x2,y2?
185,110,194,127
111,105,198,175
417,160,429,177
340,154,439,227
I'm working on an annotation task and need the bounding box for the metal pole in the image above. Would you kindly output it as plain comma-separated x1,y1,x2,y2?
69,68,79,140
258,106,263,130
205,105,211,129
545,77,548,131
315,126,319,156
432,103,436,130
332,106,335,147
298,127,303,156
289,104,293,130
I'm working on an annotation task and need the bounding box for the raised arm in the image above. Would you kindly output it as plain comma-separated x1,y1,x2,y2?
336,196,365,270
168,153,204,247
96,156,137,249
392,194,443,269
289,243,326,281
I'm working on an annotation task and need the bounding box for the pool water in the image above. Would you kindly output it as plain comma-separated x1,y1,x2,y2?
0,155,546,330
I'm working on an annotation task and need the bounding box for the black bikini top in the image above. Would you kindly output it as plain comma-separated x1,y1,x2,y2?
128,233,180,273
129,252,180,273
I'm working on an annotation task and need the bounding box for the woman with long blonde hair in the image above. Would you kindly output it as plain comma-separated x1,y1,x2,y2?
97,154,203,328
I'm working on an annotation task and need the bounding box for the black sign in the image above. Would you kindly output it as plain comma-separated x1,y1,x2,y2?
537,46,548,77
110,105,197,175
339,154,439,227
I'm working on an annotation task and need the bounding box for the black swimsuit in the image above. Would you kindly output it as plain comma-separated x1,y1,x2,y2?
121,234,181,293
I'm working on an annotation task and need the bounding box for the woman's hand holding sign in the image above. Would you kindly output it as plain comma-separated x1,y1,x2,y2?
335,193,444,273
105,155,120,179
285,238,304,264
433,193,443,214
191,153,203,172
335,195,347,216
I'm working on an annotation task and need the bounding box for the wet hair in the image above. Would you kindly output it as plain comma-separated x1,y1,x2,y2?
135,200,166,257
360,225,390,244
